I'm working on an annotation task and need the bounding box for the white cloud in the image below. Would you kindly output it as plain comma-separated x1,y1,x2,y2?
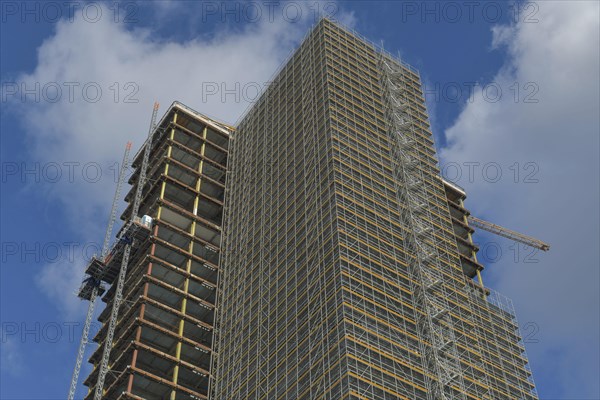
6,3,355,317
35,258,88,318
440,1,599,397
0,337,25,378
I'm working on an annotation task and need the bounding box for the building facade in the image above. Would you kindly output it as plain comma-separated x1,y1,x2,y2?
83,102,231,399
213,19,537,400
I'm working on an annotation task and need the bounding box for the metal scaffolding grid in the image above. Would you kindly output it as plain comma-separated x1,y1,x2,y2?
213,18,537,400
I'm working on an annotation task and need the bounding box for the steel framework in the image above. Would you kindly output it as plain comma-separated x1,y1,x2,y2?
468,216,550,251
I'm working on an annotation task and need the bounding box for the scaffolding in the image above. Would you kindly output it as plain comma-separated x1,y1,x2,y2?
213,18,538,400
380,53,473,399
74,18,538,400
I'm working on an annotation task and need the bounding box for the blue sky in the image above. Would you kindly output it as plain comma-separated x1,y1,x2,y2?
1,1,598,399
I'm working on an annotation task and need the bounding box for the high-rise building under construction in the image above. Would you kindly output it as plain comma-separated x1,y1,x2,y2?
212,19,538,399
80,103,232,399
74,18,539,400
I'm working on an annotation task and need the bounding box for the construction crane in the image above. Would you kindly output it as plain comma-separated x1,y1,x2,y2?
67,142,132,400
93,102,160,400
468,215,550,251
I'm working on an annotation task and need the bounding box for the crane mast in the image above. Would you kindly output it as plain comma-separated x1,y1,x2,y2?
93,102,159,400
468,215,550,251
67,142,132,400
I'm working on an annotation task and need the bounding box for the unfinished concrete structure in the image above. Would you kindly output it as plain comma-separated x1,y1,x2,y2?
82,102,231,399
213,19,538,399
